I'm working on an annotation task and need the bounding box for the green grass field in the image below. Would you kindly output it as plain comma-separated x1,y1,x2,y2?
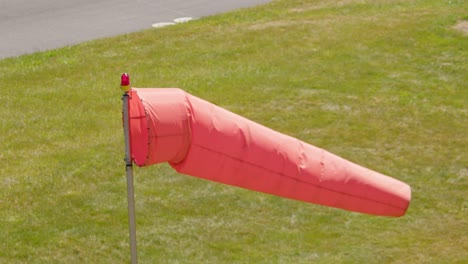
1,0,467,263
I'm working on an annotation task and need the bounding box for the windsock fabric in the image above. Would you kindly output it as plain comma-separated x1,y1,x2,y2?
127,88,411,217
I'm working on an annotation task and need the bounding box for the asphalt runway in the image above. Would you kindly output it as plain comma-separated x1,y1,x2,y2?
0,0,271,59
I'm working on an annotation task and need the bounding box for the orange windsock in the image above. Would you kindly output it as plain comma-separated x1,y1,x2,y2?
127,88,411,217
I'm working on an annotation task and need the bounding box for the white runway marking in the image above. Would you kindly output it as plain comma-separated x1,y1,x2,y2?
152,17,194,28
151,22,176,28
174,17,193,23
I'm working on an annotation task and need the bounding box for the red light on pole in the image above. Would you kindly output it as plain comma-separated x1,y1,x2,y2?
121,73,131,93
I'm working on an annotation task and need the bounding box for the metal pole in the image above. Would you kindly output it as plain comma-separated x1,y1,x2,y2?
122,82,138,264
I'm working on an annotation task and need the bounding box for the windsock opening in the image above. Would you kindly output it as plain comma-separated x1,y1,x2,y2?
128,89,191,166
128,90,148,165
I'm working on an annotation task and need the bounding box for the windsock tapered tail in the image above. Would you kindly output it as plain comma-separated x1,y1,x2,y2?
127,88,411,217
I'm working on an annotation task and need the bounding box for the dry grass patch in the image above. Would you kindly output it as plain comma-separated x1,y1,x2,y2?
453,20,468,35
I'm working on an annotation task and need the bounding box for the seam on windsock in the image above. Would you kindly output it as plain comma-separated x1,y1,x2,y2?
145,99,150,165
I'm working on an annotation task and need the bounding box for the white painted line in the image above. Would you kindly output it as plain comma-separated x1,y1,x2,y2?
151,22,176,28
151,17,194,29
174,17,193,23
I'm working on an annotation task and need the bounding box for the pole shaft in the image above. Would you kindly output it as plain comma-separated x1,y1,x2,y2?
123,93,138,264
